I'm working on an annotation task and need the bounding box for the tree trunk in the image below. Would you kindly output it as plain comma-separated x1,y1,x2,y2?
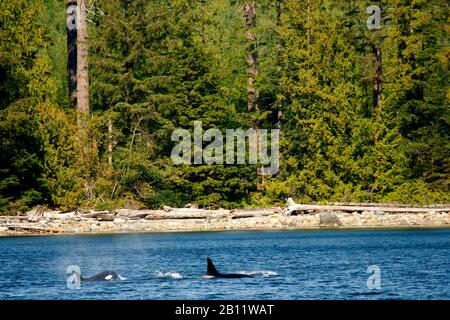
372,44,382,110
77,0,89,114
74,0,92,195
107,112,113,169
243,2,261,182
66,0,77,107
243,2,259,113
276,0,282,129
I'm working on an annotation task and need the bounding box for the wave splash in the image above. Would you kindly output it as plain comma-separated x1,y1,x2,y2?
238,270,278,277
153,270,184,279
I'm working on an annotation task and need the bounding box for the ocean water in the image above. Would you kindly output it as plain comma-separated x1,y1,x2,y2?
0,229,449,300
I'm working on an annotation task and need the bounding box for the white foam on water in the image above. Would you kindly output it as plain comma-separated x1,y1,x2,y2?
238,270,279,277
153,270,184,279
118,275,127,281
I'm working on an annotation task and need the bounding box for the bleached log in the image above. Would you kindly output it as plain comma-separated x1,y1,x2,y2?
27,206,45,222
231,208,281,219
284,198,450,215
145,207,281,220
114,209,162,219
146,211,230,220
331,202,450,208
162,206,230,214
78,213,99,219
43,211,78,219
3,224,62,233
0,216,29,221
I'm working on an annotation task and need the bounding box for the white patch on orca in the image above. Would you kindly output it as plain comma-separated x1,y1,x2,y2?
153,270,184,279
105,274,113,280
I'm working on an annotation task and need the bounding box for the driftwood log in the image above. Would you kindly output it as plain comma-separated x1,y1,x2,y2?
145,213,228,220
43,212,78,219
115,209,167,219
147,207,230,219
0,216,30,221
231,208,281,219
330,202,450,208
284,198,450,216
3,224,62,234
141,207,282,220
27,206,46,222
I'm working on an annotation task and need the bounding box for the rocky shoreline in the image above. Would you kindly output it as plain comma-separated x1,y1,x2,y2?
0,204,449,236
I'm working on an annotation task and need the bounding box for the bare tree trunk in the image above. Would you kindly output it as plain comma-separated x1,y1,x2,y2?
372,44,382,110
107,112,113,169
77,0,89,114
243,2,261,182
76,0,89,155
73,0,92,198
243,2,259,113
66,0,77,107
276,0,282,129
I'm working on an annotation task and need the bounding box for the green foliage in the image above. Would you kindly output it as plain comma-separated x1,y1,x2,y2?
272,0,449,204
143,190,188,209
383,180,450,205
87,0,261,209
0,0,46,214
0,0,78,214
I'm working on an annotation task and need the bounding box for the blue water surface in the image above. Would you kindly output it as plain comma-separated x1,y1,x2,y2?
0,228,449,299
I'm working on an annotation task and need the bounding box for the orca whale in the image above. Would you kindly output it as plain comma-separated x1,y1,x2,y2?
80,271,122,282
202,257,253,279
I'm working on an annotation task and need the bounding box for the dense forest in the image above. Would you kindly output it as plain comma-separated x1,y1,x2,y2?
0,0,448,214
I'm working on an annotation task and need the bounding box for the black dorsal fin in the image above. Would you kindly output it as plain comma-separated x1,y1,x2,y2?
207,257,219,275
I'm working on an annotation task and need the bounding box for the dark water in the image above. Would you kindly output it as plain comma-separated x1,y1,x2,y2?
0,229,449,300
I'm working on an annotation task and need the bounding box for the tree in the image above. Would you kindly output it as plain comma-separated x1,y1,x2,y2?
77,0,89,114
0,0,78,213
381,0,449,200
66,0,77,107
243,2,259,113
